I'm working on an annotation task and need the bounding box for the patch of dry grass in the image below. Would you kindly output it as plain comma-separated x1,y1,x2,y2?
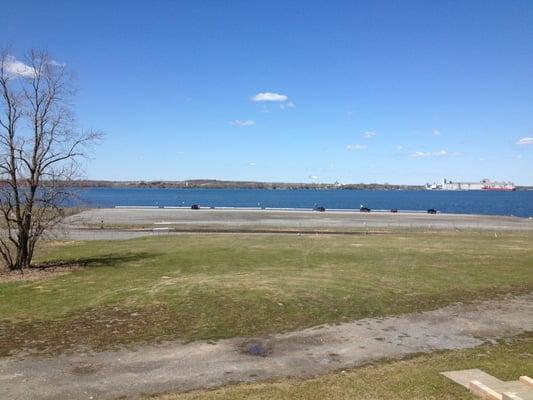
0,266,79,283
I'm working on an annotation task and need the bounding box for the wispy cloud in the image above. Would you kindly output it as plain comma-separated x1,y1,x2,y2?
2,55,36,78
396,145,404,150
48,60,66,67
347,144,367,150
2,55,65,78
363,131,377,139
412,150,461,158
230,119,255,126
433,129,441,136
252,92,288,102
516,137,533,145
280,101,296,109
248,162,257,166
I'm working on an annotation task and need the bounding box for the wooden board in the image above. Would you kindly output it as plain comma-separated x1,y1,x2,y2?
441,369,503,389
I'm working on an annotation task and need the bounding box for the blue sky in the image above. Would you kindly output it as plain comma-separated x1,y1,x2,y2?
3,0,533,184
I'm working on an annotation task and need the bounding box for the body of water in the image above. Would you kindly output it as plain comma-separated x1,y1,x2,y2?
71,188,533,218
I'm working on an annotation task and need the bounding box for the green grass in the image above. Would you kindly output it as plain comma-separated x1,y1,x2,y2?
149,334,533,400
0,231,532,355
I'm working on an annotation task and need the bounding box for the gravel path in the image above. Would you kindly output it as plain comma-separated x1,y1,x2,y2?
1,295,532,400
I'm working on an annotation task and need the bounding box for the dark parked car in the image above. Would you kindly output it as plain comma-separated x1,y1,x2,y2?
390,208,398,213
313,205,326,212
191,204,200,210
360,206,371,213
427,208,437,214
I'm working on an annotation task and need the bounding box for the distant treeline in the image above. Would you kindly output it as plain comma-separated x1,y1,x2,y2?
4,179,531,190
58,179,426,190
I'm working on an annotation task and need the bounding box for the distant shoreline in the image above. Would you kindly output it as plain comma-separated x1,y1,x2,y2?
55,180,533,191
66,179,425,190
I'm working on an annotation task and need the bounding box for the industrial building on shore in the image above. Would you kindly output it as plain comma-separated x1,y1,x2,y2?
426,178,516,191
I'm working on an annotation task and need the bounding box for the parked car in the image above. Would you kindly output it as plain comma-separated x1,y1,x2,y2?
191,204,200,210
360,206,371,213
427,208,437,214
313,205,326,212
390,208,398,213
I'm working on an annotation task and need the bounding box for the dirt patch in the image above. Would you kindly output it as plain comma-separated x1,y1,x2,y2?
70,362,102,375
241,340,272,357
0,262,83,283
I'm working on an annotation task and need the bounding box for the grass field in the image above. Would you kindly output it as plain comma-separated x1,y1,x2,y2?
1,231,532,356
150,334,533,400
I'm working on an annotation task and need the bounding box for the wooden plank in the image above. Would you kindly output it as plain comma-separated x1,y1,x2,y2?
503,389,533,400
441,369,503,389
519,376,533,388
502,393,524,400
470,380,503,400
492,382,531,393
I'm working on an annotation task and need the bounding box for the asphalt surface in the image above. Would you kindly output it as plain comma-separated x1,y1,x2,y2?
57,208,533,241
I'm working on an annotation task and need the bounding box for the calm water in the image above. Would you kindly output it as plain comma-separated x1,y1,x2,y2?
72,188,533,218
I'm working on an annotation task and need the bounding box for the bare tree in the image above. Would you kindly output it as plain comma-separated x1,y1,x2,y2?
0,49,100,271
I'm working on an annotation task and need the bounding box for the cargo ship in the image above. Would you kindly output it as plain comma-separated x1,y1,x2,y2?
426,178,516,191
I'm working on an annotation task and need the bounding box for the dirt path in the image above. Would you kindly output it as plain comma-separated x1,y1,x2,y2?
1,295,532,400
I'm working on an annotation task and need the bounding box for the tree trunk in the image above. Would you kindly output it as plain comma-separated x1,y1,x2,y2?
13,229,31,271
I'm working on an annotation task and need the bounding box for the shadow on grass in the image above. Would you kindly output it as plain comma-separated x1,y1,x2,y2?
32,252,158,269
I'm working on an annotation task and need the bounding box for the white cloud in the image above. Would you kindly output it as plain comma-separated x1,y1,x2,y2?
252,92,288,102
248,162,257,166
2,55,65,79
347,144,367,150
516,137,533,145
396,145,404,150
230,119,255,126
2,55,36,78
363,131,377,139
433,129,441,136
412,150,446,157
412,150,461,158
